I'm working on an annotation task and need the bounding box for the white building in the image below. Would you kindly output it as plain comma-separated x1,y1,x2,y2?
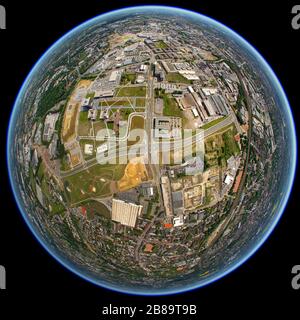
173,215,184,227
112,199,143,228
84,144,93,155
97,143,108,154
224,174,234,185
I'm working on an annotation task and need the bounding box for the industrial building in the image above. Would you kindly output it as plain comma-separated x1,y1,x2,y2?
177,85,230,125
94,89,114,98
173,215,184,227
154,63,165,81
204,94,229,116
109,70,121,83
99,108,109,120
88,109,97,121
153,117,182,139
43,113,59,142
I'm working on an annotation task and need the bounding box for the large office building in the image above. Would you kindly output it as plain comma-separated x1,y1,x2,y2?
112,199,143,228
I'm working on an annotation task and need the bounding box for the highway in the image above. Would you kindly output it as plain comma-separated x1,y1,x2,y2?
60,112,236,178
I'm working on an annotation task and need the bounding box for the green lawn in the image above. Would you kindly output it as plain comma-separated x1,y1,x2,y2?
64,163,126,204
120,108,133,120
128,116,145,146
130,115,145,130
107,122,114,130
100,99,133,107
116,86,146,97
79,200,111,219
155,40,168,49
222,129,240,159
79,111,88,122
86,92,95,99
163,94,183,118
78,111,91,136
166,73,192,84
121,73,137,85
204,126,239,167
50,203,65,216
36,162,45,182
136,98,146,108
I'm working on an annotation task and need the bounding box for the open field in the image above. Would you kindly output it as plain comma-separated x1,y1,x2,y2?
69,148,82,168
93,121,107,135
78,111,91,136
127,115,145,146
78,200,111,219
119,108,134,120
163,94,184,118
64,163,126,204
222,129,240,159
198,48,218,61
109,33,140,49
166,73,192,84
130,115,145,130
121,73,137,85
204,125,240,168
100,99,133,107
136,98,146,108
116,86,146,97
62,103,80,142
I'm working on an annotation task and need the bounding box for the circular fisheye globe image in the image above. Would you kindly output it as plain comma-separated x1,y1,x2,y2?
7,6,296,295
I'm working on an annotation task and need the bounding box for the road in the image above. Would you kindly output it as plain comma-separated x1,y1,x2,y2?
134,210,163,268
60,112,236,178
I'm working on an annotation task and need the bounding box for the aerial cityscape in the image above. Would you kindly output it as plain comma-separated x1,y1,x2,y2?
7,7,295,294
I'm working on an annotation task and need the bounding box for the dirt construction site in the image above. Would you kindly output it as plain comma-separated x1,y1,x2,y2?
117,156,149,192
62,80,92,143
62,80,92,168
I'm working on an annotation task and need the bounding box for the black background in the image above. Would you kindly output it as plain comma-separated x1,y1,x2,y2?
0,0,299,318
